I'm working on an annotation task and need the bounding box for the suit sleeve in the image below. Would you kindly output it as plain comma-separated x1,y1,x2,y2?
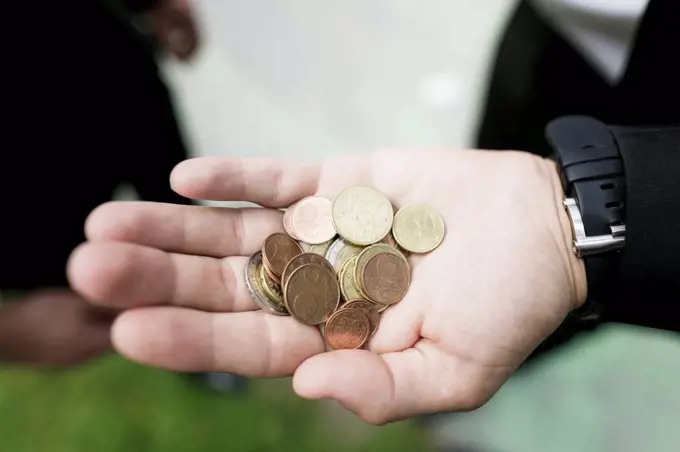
607,125,680,332
116,0,160,14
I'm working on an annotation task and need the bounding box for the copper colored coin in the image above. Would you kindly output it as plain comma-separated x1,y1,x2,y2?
324,308,370,350
342,299,380,334
283,203,300,240
281,253,334,288
361,252,410,305
291,196,336,245
284,263,340,325
263,261,282,285
262,233,303,279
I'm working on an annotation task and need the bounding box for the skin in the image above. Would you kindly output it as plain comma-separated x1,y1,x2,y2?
0,1,197,369
67,149,587,424
147,0,199,61
0,289,114,367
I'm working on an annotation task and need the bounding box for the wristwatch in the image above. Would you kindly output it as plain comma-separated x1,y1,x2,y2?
546,116,627,321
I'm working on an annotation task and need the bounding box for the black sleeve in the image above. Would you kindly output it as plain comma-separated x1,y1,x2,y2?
606,125,680,332
116,0,160,14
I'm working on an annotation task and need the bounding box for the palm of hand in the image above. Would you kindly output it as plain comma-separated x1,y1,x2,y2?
69,149,583,423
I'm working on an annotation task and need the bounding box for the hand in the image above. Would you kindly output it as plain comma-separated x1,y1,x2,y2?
0,289,115,367
67,149,586,423
147,0,199,61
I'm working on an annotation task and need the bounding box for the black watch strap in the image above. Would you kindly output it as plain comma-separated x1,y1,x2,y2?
546,116,627,316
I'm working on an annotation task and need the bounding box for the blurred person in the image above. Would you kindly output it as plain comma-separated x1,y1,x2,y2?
0,0,202,367
478,0,678,150
474,0,679,365
67,0,679,427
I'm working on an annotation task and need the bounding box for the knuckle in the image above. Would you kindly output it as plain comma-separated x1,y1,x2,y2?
218,258,239,311
228,210,246,255
270,161,286,205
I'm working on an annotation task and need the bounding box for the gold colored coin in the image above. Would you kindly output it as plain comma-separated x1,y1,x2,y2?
258,264,284,307
392,204,445,253
338,255,363,301
331,185,394,245
244,252,288,316
375,302,389,313
381,231,410,257
324,237,363,272
309,239,333,257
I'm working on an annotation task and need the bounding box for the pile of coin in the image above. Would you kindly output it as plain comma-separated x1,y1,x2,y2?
245,185,445,351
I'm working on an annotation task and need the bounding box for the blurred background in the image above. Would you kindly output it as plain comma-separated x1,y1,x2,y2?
2,1,679,451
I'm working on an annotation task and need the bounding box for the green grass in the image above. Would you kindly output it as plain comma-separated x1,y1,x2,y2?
0,355,430,452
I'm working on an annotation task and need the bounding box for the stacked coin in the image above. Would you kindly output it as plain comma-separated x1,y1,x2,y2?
244,185,445,351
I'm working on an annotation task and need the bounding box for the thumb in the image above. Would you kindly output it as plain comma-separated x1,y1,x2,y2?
293,344,500,425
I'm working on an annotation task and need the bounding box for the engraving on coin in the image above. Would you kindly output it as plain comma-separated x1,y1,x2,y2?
325,308,370,350
262,233,303,278
353,243,401,299
332,186,394,245
325,237,363,272
362,252,410,305
339,256,363,301
244,252,289,316
292,196,336,245
284,264,340,325
281,253,334,288
258,264,284,306
342,299,380,334
392,204,445,253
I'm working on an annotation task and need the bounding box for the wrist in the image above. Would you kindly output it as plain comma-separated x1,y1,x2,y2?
544,159,588,310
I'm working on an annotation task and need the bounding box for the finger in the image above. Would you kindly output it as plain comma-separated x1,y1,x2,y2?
68,242,257,312
112,307,324,376
170,157,323,207
86,201,283,257
293,342,507,425
367,283,425,354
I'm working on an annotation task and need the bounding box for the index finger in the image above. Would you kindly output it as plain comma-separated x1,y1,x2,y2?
170,155,373,207
170,157,323,207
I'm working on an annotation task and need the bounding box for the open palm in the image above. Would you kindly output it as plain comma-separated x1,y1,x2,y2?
68,149,585,423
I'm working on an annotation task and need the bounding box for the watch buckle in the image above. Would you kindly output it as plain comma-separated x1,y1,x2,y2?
563,198,625,257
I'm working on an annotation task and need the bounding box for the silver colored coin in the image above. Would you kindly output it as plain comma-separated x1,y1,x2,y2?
245,252,289,316
325,237,363,272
